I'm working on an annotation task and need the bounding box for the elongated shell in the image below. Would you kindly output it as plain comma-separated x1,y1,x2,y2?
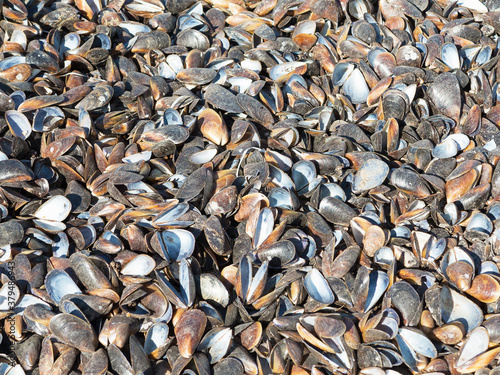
304,268,335,305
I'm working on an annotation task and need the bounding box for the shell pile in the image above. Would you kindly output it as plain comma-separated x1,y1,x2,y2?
1,0,500,373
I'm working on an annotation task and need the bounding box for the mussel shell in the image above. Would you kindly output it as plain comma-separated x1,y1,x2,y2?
159,229,195,261
204,84,241,113
428,72,461,123
0,159,34,183
49,313,98,352
256,240,296,268
200,273,230,308
34,195,72,221
441,285,483,333
390,167,431,198
0,220,25,248
15,334,42,370
45,269,82,304
319,197,357,225
174,309,207,358
304,268,335,305
59,293,113,321
352,159,389,193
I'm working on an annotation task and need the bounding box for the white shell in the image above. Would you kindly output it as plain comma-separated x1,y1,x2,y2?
443,202,460,226
208,327,232,364
144,323,170,355
33,107,65,132
395,333,418,372
460,45,481,67
432,138,458,159
441,42,461,70
269,62,307,81
166,55,184,74
11,30,27,49
34,195,72,221
425,237,446,262
6,365,25,375
466,212,493,234
52,232,69,258
269,188,299,210
228,77,252,94
479,261,499,275
0,282,20,311
445,134,470,150
189,148,218,164
45,269,82,304
320,183,346,202
332,63,355,86
292,20,316,36
266,150,293,171
78,108,92,136
374,246,394,267
456,327,489,367
247,261,268,304
60,33,80,55
200,273,230,307
0,56,26,71
343,68,370,104
12,294,51,315
33,219,67,233
121,254,155,276
160,229,195,262
292,160,317,192
5,110,32,140
122,151,152,163
441,285,483,333
179,259,195,307
269,165,295,190
241,59,262,74
304,268,335,305
154,202,190,226
402,84,417,103
364,270,389,312
254,208,274,248
198,327,233,364
456,0,488,12
487,204,500,220
119,21,151,35
398,327,437,358
158,62,176,80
